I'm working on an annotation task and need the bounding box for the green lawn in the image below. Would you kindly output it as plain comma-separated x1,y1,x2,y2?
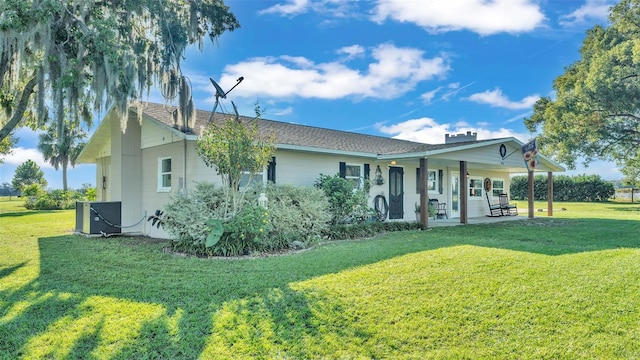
1,198,639,359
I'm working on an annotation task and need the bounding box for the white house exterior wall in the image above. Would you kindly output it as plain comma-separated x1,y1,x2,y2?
434,143,523,169
95,156,111,201
141,118,184,149
140,141,184,238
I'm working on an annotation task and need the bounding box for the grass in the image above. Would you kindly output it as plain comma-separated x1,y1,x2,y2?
0,197,639,359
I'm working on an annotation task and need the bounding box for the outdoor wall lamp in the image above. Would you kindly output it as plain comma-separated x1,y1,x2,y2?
374,165,384,185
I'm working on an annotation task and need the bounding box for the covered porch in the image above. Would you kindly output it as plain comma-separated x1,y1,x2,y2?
377,137,565,229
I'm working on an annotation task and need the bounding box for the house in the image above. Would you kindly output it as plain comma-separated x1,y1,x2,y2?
77,102,565,238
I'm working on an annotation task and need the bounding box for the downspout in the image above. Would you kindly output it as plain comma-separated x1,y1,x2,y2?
183,138,188,193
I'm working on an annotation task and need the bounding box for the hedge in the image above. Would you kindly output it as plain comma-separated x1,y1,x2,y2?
510,174,615,202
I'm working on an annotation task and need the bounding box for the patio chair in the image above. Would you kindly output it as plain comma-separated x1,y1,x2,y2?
499,193,518,216
429,198,448,220
485,193,503,217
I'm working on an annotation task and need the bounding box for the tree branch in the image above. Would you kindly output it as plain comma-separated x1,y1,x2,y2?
0,75,38,141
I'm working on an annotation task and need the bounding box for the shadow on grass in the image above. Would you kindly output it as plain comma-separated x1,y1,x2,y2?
607,204,640,212
0,210,58,218
1,217,639,358
0,262,27,279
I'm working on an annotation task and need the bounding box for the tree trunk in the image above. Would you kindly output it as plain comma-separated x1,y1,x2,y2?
0,76,38,141
62,162,68,191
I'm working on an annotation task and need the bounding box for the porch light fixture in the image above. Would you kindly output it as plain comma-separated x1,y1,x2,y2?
466,172,470,178
390,160,397,165
374,165,384,185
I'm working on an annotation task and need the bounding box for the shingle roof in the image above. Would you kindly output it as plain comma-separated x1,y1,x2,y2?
136,102,498,156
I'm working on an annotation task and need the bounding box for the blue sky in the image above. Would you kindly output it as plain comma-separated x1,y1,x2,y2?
0,0,624,190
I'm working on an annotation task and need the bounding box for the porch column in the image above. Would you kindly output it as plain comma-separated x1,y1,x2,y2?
528,171,534,219
419,158,429,229
460,161,468,224
547,171,553,217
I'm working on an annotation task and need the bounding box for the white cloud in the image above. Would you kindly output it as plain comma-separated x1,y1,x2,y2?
1,147,52,169
372,0,546,35
259,0,311,16
465,88,539,110
337,45,365,60
272,106,294,116
560,0,613,26
218,43,449,100
376,117,530,144
258,0,354,18
421,88,441,104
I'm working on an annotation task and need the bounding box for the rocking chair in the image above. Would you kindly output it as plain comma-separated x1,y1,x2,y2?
485,193,502,217
499,193,518,216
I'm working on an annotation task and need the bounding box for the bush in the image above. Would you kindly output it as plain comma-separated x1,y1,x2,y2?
510,174,615,202
163,182,332,257
314,174,369,225
256,183,331,247
162,183,229,248
324,221,423,240
25,189,83,210
85,187,97,201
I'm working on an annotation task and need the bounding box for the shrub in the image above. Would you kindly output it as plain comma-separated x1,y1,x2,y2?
85,187,97,201
162,183,229,248
510,174,615,202
255,183,331,247
314,174,369,225
26,189,83,210
324,221,423,240
162,182,333,256
22,184,44,209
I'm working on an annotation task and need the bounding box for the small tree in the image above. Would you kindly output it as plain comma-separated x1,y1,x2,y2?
314,174,370,225
12,160,47,192
196,111,276,218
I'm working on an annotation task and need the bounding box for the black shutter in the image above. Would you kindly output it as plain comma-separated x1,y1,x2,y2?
339,162,346,178
438,169,444,194
416,168,420,194
267,157,276,183
364,164,370,180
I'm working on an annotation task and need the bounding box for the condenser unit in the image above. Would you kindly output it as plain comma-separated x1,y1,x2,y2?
75,201,122,235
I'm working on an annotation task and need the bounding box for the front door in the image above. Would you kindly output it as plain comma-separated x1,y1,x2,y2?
388,167,404,219
450,172,460,218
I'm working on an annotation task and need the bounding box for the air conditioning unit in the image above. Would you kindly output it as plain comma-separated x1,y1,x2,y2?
75,201,121,235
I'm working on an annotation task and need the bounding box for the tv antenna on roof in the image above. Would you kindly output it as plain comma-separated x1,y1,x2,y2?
208,76,244,123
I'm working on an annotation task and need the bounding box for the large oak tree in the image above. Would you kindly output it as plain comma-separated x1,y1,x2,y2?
0,0,239,142
525,0,640,186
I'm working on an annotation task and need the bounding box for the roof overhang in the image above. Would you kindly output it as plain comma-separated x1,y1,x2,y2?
277,144,378,158
378,137,565,173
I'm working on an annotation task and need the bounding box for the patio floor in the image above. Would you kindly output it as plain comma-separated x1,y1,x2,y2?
426,214,531,228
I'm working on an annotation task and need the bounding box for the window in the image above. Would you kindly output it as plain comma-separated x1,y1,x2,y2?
469,177,483,198
492,178,505,197
416,169,437,194
239,170,264,188
345,164,362,189
158,157,171,192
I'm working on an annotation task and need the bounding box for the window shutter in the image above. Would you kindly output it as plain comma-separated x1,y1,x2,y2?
438,169,444,194
364,164,370,180
267,157,276,183
339,162,346,178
